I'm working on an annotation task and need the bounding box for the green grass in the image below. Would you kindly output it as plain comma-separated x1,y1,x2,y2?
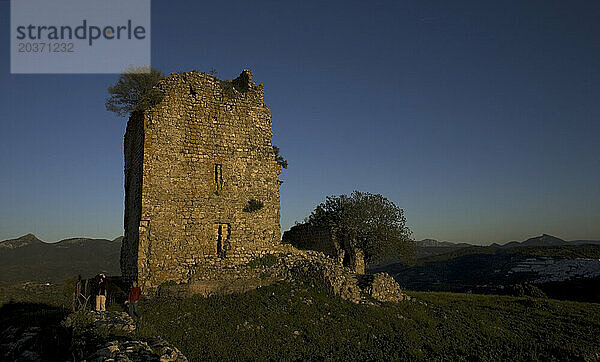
135,282,600,361
0,280,75,309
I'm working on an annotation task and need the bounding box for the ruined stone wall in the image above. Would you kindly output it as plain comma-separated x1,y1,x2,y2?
121,70,282,288
282,223,365,274
282,224,341,260
121,112,144,282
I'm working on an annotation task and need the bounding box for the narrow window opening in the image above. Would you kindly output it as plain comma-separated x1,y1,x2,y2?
216,223,231,258
214,164,223,193
217,225,223,257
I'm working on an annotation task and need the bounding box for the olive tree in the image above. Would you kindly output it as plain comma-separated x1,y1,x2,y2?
105,65,165,117
306,191,414,265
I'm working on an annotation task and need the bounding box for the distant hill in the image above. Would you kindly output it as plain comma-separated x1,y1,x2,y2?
0,233,44,249
570,239,600,246
494,234,600,248
415,234,600,258
414,239,473,258
512,234,567,247
0,234,122,285
416,239,469,248
412,234,600,264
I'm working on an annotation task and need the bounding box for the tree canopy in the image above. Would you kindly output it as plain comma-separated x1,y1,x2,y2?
105,65,165,117
305,191,414,265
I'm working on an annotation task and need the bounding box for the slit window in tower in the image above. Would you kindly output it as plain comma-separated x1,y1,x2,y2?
215,164,223,192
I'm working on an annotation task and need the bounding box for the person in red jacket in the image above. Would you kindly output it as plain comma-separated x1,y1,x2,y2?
126,281,142,318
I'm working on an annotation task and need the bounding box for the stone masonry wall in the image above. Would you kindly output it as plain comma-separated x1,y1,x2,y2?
121,70,282,288
282,224,342,261
282,224,365,274
121,111,144,282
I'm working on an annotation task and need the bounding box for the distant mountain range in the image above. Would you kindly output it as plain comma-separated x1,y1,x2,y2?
416,234,600,258
0,233,123,247
416,239,470,248
2,232,599,287
497,234,600,248
0,234,122,285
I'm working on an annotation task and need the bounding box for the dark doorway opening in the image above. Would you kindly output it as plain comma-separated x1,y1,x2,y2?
216,223,231,258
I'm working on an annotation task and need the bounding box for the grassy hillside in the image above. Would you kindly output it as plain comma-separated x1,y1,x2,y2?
134,282,600,361
2,280,599,360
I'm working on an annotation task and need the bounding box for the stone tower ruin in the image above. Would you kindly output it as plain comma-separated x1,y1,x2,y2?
120,70,282,288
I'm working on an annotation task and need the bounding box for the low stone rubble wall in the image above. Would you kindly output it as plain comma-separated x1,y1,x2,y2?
63,310,187,361
282,224,366,274
282,249,363,302
371,273,408,302
157,245,408,304
158,263,284,298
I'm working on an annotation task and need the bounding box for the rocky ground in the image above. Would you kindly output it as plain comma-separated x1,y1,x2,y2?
0,302,71,361
64,310,187,361
1,306,187,361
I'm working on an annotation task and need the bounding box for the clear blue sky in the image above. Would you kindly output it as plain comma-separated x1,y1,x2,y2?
1,1,598,244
